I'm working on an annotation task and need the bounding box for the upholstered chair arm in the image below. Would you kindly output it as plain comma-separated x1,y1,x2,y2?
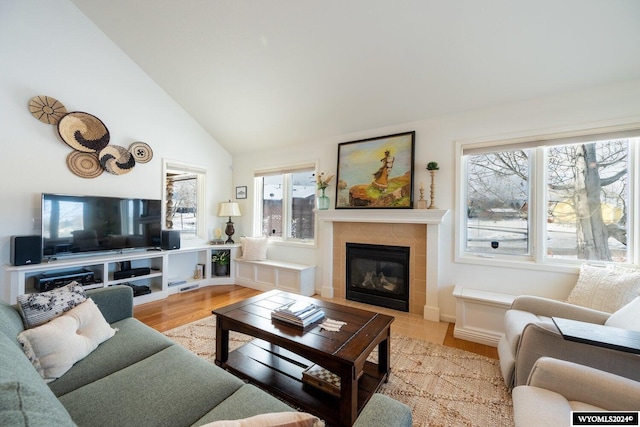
514,322,640,386
527,357,640,410
510,296,610,324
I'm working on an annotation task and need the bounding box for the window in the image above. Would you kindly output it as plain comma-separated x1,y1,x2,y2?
167,173,197,234
458,126,640,266
255,165,316,243
163,160,206,239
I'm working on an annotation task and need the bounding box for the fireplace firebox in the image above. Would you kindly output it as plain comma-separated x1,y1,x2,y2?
346,243,409,312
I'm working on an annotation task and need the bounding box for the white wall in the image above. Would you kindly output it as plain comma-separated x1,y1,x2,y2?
0,1,233,270
233,79,640,320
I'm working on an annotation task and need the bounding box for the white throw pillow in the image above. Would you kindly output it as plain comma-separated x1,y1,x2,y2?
17,282,87,329
605,296,640,332
566,264,640,313
202,412,324,427
17,299,116,382
241,236,268,261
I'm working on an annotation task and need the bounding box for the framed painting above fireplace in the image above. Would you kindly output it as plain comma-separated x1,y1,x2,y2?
335,131,415,209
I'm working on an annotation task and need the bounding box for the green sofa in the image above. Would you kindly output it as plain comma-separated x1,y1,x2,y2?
0,285,412,427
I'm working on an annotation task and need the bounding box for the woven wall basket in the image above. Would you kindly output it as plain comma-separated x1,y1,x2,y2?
99,145,136,175
66,151,103,179
57,111,110,153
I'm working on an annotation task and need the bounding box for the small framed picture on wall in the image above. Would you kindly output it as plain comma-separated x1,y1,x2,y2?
236,186,247,199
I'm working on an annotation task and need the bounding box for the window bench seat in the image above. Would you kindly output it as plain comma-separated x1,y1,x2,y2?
234,259,316,296
452,285,517,347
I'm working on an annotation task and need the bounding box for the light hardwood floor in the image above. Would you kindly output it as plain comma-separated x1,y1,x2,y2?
134,285,498,359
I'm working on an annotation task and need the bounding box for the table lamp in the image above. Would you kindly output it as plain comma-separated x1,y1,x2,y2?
218,201,241,243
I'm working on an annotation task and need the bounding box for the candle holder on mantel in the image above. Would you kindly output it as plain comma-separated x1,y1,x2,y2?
426,162,439,209
416,186,428,209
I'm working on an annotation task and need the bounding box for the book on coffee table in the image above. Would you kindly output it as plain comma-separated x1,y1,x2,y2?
271,301,325,328
302,364,341,398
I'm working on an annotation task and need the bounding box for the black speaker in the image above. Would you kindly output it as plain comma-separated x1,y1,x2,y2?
11,235,42,266
161,230,180,250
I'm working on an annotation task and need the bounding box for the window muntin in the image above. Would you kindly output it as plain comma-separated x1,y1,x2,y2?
460,129,638,265
257,166,316,243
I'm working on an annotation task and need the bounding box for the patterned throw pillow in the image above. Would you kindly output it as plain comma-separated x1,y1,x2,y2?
566,264,640,313
17,282,87,329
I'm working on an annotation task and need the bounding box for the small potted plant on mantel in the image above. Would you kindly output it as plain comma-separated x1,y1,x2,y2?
426,162,439,209
212,251,230,276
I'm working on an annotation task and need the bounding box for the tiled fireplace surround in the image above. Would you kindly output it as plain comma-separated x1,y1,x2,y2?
316,209,449,321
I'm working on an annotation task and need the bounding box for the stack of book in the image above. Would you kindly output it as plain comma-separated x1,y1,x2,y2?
271,300,325,328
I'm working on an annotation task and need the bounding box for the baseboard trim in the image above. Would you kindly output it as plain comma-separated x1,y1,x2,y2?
453,326,501,347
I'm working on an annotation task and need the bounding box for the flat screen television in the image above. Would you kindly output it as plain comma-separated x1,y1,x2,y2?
41,193,162,259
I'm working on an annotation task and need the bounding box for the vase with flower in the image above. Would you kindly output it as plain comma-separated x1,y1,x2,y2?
316,172,334,210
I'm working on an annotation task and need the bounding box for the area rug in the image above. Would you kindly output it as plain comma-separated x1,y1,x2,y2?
163,316,513,427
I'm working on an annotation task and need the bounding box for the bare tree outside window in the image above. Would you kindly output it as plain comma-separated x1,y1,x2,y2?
546,140,627,262
167,173,197,234
466,150,530,255
465,139,629,262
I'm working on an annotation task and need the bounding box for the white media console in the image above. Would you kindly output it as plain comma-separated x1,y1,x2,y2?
2,243,240,306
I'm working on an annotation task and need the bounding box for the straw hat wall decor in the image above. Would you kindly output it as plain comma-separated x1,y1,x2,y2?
28,95,154,178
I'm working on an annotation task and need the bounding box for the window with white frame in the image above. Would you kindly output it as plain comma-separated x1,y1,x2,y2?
254,165,316,243
458,126,640,265
163,160,207,240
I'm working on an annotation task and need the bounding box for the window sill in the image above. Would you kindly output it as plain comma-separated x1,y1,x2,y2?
456,254,582,274
267,238,317,249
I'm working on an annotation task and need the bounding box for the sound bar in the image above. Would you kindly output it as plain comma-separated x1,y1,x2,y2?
114,268,151,280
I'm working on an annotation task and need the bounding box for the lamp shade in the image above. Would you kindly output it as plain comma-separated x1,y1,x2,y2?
218,202,241,217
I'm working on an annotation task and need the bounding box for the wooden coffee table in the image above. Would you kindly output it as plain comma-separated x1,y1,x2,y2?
213,290,394,427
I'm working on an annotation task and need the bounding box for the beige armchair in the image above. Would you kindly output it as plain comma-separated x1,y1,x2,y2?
513,357,640,427
497,295,640,387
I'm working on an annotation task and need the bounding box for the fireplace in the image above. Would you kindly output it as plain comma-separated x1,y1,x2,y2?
346,243,410,312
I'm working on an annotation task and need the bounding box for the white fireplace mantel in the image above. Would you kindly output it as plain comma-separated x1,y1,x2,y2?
315,209,448,224
316,208,449,322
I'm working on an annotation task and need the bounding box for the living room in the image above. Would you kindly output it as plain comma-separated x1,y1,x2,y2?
2,1,640,425
3,0,640,321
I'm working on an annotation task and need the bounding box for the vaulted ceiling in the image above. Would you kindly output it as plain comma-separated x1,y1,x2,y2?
71,0,640,154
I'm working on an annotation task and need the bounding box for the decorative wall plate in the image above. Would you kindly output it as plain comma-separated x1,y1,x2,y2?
99,145,135,175
57,112,110,153
66,151,103,179
129,141,153,163
29,96,67,125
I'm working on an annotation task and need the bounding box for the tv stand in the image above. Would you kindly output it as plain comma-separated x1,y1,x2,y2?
2,244,240,306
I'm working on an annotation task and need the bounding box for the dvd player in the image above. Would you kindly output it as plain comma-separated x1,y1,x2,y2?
35,269,96,292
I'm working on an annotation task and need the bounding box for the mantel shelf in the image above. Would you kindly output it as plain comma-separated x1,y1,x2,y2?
314,209,449,224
